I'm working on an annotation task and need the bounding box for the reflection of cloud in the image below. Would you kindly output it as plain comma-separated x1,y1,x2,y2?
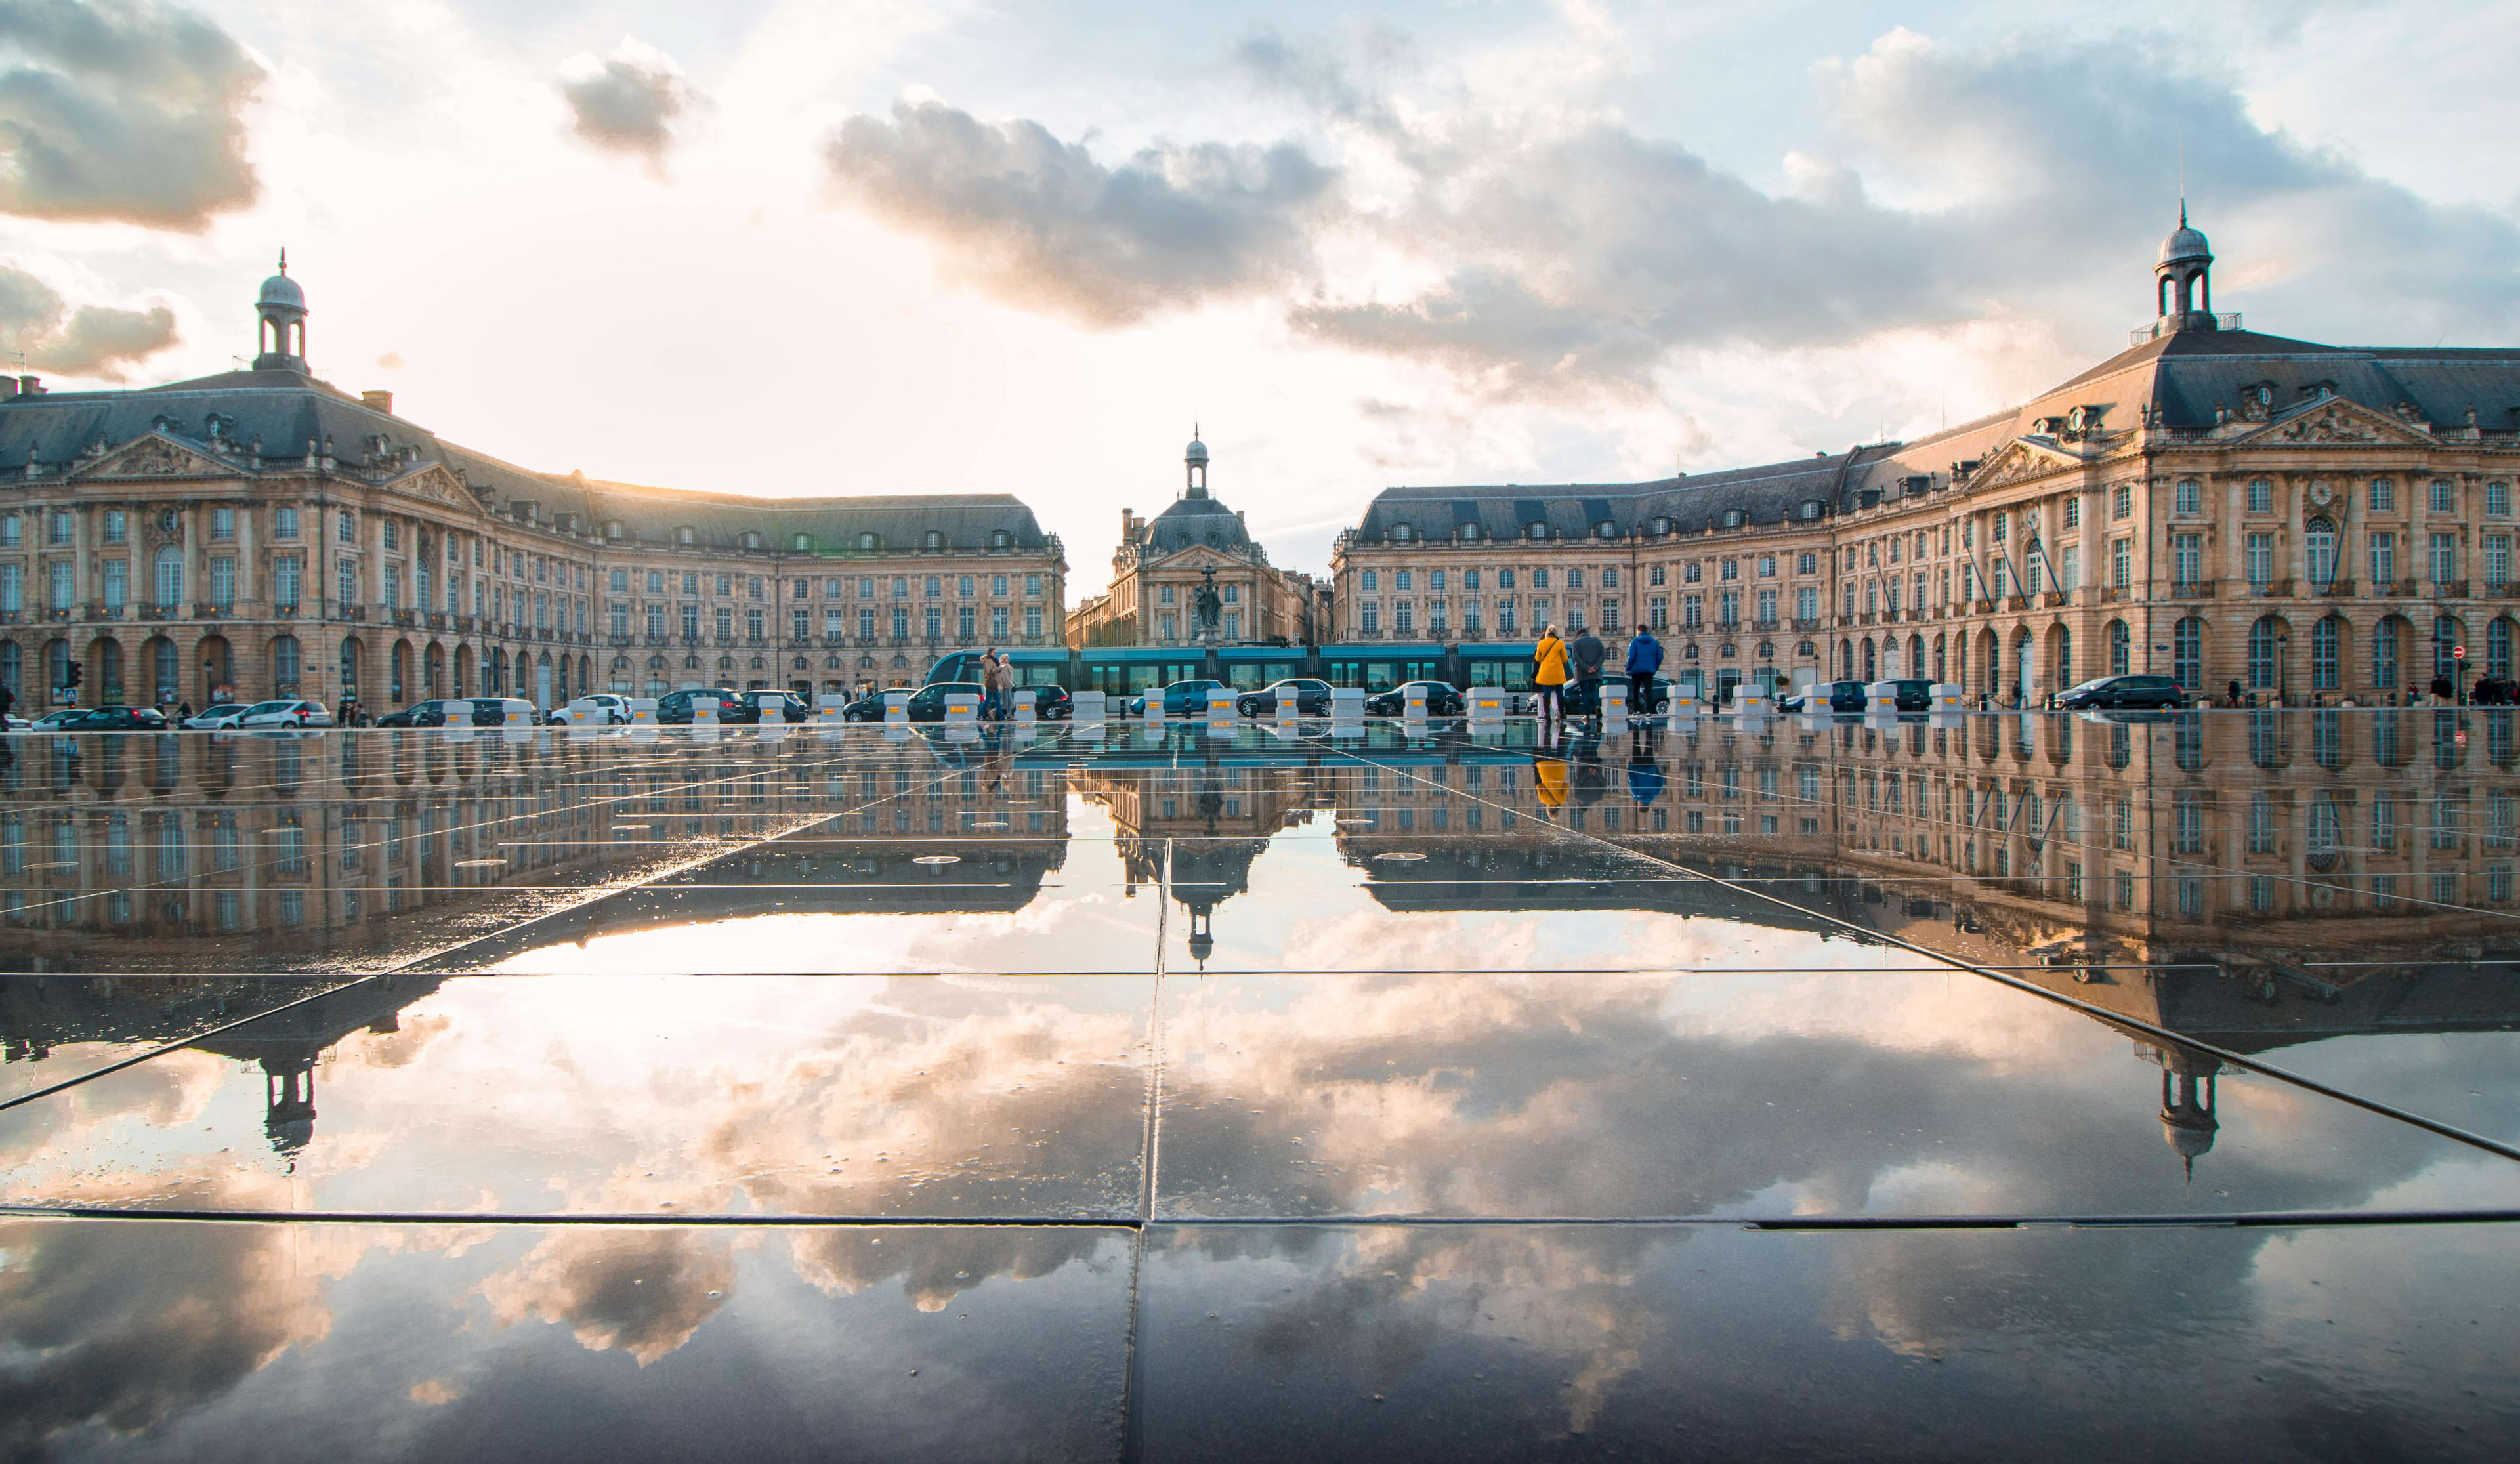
484,1228,737,1366
0,0,264,228
787,1227,1110,1315
0,1179,362,1458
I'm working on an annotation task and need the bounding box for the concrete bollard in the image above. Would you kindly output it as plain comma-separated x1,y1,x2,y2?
1330,685,1366,728
1734,685,1769,716
1402,686,1428,721
943,692,979,724
1466,686,1506,721
882,689,910,724
815,694,845,726
1602,684,1628,724
629,697,658,727
1206,690,1237,723
692,696,718,727
1866,680,1901,717
1012,688,1037,722
1071,689,1106,726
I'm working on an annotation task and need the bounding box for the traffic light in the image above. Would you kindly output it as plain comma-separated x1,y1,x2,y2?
64,660,81,690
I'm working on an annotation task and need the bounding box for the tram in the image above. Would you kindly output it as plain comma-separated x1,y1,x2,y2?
927,642,1795,703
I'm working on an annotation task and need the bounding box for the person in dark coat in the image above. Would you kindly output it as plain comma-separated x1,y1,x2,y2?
1570,627,1606,721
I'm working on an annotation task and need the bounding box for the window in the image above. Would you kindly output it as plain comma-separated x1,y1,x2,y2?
98,509,125,544
956,575,973,597
2430,532,2456,585
1397,570,1414,591
1602,566,1619,589
2109,619,2130,677
2430,479,2456,513
2488,535,2511,588
2245,532,2274,584
209,556,236,608
2172,533,2202,586
2370,478,2396,512
1682,594,1702,629
1,516,17,547
2490,481,2513,517
1360,570,1377,592
46,561,70,611
2373,617,2400,688
1026,574,1043,596
338,511,356,544
46,511,68,545
2175,479,2200,515
1649,564,1667,587
1796,586,1816,621
1359,602,1379,635
2370,531,2398,586
1498,569,1514,590
2062,497,2080,529
2248,617,2280,690
2312,615,2341,689
2172,616,2203,690
1797,553,1816,575
2493,618,2515,679
154,547,183,608
2306,519,2338,584
2246,479,2272,514
1533,570,1549,589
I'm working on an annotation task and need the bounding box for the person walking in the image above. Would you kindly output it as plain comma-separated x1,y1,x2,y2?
1624,627,1662,715
1570,625,1606,721
1534,625,1568,722
978,648,1004,721
988,650,1017,721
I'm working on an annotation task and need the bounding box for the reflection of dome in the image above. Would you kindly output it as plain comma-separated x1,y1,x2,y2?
2156,1064,2219,1180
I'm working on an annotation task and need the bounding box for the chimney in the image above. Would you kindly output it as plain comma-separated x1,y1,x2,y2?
16,376,39,397
362,390,394,414
0,378,17,402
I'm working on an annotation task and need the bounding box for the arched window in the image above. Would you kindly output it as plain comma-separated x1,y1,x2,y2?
674,526,696,546
990,529,1011,549
2492,618,2515,679
272,635,300,694
2172,616,2204,691
2435,616,2462,680
2373,619,2401,690
2248,616,2282,690
604,520,624,541
741,531,763,551
1525,522,1547,541
2311,616,2342,690
2305,517,2338,585
858,532,879,551
153,547,183,609
792,533,812,551
1595,520,1617,539
1458,523,1480,542
1390,522,1412,543
923,530,946,551
2108,619,2130,677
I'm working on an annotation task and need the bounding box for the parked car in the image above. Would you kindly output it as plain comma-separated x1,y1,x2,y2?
1561,676,1677,715
1364,680,1467,717
2057,673,2187,711
51,705,171,732
463,697,539,726
737,688,812,724
1018,683,1074,719
841,688,894,722
182,701,253,730
902,681,987,722
373,699,459,728
1238,678,1334,717
542,692,634,726
236,699,333,729
1127,679,1228,719
656,688,740,724
1781,680,1869,714
28,708,85,730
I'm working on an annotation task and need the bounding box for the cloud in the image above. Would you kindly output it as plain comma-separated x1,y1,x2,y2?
558,37,696,169
0,0,262,229
0,262,177,378
822,98,1338,326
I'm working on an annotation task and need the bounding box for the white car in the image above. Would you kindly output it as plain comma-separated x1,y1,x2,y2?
236,698,333,729
460,697,538,727
184,701,253,730
545,693,631,726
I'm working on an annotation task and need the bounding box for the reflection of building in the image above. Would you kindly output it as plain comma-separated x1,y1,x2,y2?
1332,211,2520,711
1072,751,1316,966
1066,436,1319,648
0,263,1065,712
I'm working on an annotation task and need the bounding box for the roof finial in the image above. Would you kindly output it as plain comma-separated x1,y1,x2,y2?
278,245,288,276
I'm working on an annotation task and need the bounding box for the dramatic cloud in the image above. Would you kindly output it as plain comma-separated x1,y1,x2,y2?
822,98,1337,325
0,262,176,378
0,0,262,229
558,38,696,169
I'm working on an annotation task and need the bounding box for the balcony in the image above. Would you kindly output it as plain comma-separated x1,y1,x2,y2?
2041,591,2072,608
2099,587,2127,603
275,604,299,618
2437,579,2471,598
2004,596,2031,612
2170,583,2215,600
2247,579,2292,598
2374,579,2417,598
2311,579,2357,598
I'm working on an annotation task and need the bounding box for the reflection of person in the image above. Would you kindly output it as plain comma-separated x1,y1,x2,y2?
1532,750,1568,810
1626,738,1664,806
1534,626,1567,722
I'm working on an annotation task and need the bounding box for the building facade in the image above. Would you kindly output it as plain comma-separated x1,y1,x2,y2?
0,264,1066,713
1066,436,1316,648
1332,214,2520,707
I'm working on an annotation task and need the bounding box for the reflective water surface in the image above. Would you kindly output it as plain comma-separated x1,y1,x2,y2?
3,713,2515,1458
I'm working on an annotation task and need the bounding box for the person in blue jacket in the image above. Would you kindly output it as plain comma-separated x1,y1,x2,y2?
1624,628,1663,714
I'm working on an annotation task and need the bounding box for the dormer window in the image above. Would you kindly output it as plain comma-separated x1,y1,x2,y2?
675,525,696,545
989,528,1012,549
1458,522,1480,542
1524,522,1547,541
1721,509,1745,529
1651,516,1672,535
1799,500,1823,520
1390,522,1413,543
604,520,624,541
792,533,812,551
1594,520,1617,539
741,530,763,551
923,530,946,551
858,532,881,551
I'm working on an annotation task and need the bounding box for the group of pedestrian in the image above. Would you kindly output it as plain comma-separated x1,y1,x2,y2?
976,648,1018,721
1532,623,1663,723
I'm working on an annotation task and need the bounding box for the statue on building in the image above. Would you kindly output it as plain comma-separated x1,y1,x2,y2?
1194,568,1223,642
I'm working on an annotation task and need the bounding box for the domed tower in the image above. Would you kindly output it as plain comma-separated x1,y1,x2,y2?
1185,429,1210,499
2154,205,2215,331
254,249,309,371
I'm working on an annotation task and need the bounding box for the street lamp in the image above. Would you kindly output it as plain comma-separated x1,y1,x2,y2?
2277,631,2290,707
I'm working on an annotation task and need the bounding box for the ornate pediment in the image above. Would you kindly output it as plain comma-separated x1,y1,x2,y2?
2233,396,2435,448
72,432,238,482
392,465,479,510
1966,438,2086,492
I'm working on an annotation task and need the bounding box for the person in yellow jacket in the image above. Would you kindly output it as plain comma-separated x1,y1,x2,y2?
1534,625,1568,722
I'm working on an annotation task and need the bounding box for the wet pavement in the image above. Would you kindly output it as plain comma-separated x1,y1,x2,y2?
2,710,2516,1460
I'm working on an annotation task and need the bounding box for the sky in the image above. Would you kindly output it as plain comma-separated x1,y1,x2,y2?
1,0,2517,595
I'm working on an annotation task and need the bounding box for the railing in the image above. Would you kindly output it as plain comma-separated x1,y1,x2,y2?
2170,583,2215,600
2375,579,2417,598
2311,579,2357,598
2248,579,2292,598
2042,591,2072,608
2437,579,2470,598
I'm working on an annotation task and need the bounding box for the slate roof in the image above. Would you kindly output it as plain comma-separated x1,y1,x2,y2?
0,365,1055,556
1140,491,1257,556
1356,321,2520,541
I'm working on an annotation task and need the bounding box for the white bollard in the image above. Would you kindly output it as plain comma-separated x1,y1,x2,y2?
1466,686,1506,721
566,698,597,736
1602,684,1629,724
815,694,845,726
1402,686,1429,721
629,697,658,726
1667,689,1700,722
1071,689,1107,726
1274,692,1299,727
882,690,910,724
1866,680,1901,717
1931,683,1965,713
1330,686,1366,724
944,692,979,724
692,696,718,727
1012,688,1038,722
1734,685,1769,716
1206,690,1236,724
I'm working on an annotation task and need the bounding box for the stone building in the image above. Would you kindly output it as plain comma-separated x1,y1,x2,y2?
1066,434,1316,648
0,262,1065,713
1333,212,2520,706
